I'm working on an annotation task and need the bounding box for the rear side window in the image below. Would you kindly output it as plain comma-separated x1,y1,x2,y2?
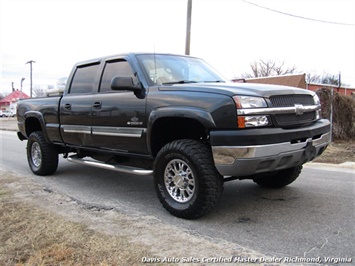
69,63,100,94
99,60,134,93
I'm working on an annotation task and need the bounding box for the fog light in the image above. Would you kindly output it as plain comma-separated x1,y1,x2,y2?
238,116,269,128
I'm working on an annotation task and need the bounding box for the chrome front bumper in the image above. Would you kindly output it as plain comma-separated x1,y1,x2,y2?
212,132,330,177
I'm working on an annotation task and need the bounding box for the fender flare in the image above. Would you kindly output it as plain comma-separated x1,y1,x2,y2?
23,111,51,143
146,106,216,155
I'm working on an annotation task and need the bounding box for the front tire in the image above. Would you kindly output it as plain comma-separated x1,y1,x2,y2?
253,165,303,188
27,131,59,176
154,139,223,219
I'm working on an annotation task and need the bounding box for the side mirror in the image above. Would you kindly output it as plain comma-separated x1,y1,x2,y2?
110,76,140,91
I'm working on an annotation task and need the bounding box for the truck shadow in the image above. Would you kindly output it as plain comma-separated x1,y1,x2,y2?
53,159,321,227
50,162,343,258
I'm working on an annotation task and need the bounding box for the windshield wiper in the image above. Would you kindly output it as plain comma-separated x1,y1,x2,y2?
203,80,226,83
162,80,198,85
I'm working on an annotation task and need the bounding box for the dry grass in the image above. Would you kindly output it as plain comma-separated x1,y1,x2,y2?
0,172,262,266
313,140,355,164
0,175,150,266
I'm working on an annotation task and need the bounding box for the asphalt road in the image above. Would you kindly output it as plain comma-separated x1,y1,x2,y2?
1,130,354,263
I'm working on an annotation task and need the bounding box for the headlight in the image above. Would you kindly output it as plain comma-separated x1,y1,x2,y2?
233,96,269,128
313,93,320,105
238,115,270,128
233,96,267,108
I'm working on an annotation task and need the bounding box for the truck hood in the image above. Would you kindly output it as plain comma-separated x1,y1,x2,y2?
159,82,314,98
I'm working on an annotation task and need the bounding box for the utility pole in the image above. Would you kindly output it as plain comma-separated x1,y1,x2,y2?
185,0,192,55
26,60,35,98
21,78,25,99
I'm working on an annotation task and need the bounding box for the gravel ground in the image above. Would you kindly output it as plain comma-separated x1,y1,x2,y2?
1,171,267,266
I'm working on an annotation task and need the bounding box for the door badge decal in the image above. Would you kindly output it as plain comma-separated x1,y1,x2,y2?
127,116,143,125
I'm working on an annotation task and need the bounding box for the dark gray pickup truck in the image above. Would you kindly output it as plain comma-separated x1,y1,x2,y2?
17,53,330,219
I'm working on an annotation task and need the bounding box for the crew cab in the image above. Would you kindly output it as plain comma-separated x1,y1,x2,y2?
17,53,330,219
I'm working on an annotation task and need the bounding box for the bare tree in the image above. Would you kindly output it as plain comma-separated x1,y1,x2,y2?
321,74,339,86
57,77,67,90
274,61,297,75
242,59,297,78
307,72,342,86
33,85,47,98
306,73,322,83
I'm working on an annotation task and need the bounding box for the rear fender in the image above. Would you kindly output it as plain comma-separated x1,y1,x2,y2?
23,111,51,143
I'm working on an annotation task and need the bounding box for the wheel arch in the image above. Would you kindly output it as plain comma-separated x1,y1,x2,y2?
24,111,50,142
147,107,216,157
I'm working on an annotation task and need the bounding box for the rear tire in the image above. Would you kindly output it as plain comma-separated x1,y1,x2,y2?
253,165,303,188
27,131,59,176
154,139,223,219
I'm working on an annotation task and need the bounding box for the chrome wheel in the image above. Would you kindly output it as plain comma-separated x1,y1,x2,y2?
31,142,42,168
154,139,223,219
27,131,58,176
164,159,195,203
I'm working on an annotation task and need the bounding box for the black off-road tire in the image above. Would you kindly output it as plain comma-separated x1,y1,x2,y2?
253,165,303,188
154,139,223,219
27,131,59,176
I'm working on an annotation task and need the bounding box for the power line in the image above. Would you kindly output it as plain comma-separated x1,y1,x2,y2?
242,0,355,27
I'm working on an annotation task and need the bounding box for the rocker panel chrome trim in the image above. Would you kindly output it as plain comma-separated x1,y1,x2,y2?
61,125,145,138
61,125,91,134
92,126,144,138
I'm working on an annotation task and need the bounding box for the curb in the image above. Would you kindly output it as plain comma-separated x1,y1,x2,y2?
0,118,18,132
305,161,355,170
0,128,18,132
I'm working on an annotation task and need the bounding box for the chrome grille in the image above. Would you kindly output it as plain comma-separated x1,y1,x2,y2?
270,94,316,127
275,112,316,126
270,95,314,107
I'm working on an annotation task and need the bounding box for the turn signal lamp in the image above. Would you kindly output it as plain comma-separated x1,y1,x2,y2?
233,96,269,128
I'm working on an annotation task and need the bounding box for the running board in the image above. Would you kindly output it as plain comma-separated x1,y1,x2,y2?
67,156,153,176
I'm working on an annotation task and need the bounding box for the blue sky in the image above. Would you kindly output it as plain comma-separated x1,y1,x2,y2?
1,0,355,95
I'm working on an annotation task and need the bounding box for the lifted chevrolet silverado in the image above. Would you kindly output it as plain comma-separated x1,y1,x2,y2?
17,53,330,219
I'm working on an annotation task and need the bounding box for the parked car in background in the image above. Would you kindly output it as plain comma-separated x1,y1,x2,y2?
0,110,15,117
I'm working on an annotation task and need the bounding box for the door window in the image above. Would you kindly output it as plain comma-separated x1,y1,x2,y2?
99,60,134,93
70,63,100,94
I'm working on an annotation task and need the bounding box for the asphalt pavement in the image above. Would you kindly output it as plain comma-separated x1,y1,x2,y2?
1,130,354,264
0,117,18,131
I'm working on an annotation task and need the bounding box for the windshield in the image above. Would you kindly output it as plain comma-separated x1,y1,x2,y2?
136,54,227,86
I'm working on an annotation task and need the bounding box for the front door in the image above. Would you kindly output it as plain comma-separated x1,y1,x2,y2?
90,59,147,155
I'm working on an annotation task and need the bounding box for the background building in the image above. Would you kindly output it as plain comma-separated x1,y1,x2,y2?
0,90,29,116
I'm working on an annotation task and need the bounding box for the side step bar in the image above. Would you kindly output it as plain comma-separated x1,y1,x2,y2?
67,156,153,176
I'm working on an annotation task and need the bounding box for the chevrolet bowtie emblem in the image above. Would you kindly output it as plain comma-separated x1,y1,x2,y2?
294,104,304,115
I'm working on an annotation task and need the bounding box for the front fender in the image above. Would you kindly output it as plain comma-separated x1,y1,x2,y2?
146,106,216,155
147,106,216,129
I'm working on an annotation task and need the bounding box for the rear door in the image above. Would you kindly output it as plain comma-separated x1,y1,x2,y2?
60,62,100,146
90,58,148,154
